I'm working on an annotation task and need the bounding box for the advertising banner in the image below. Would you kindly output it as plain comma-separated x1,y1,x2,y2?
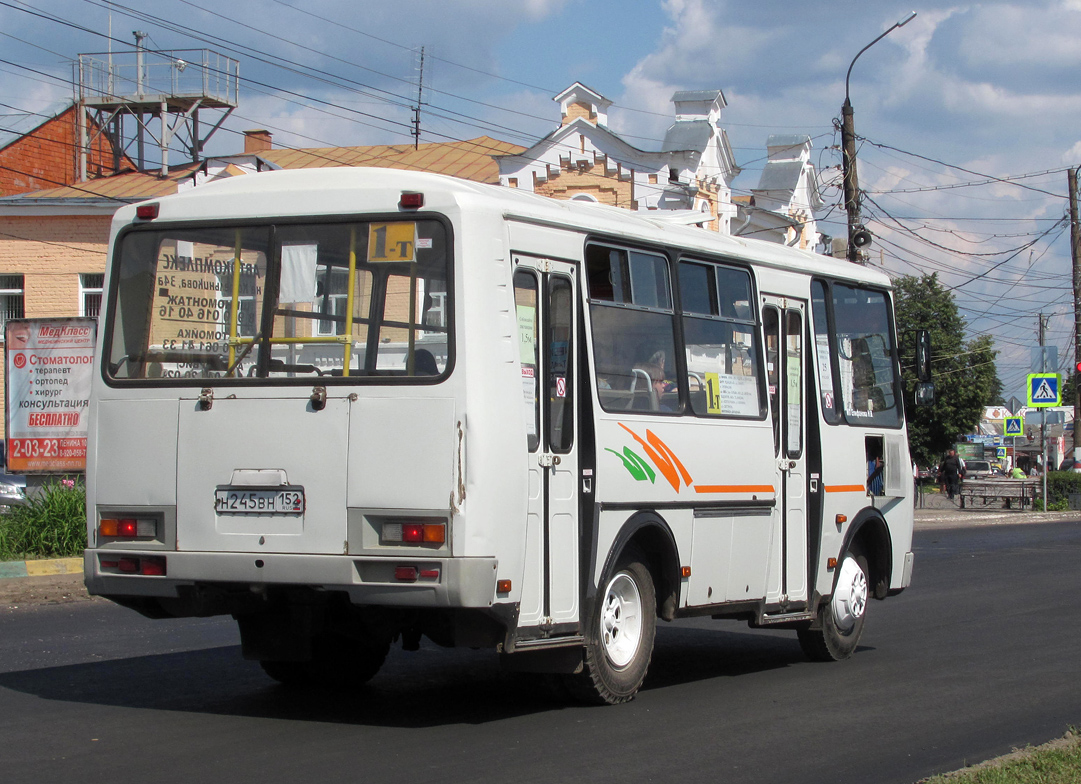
4,318,96,473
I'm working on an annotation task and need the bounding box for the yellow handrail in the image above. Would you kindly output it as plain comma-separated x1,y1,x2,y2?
227,230,242,373
343,226,357,376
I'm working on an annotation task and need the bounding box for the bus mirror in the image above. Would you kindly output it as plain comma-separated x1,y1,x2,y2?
915,381,934,407
915,330,932,382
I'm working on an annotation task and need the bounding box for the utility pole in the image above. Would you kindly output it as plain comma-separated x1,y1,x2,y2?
840,12,916,263
1070,168,1081,460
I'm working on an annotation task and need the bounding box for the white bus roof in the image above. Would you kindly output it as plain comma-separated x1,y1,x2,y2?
114,166,893,289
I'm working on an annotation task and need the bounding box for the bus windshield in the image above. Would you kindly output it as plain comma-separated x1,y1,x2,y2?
106,218,450,382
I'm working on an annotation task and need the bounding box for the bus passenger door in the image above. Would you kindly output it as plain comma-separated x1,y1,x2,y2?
514,257,580,632
762,297,809,609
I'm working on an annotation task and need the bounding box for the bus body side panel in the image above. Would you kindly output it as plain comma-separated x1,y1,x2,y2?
591,416,776,608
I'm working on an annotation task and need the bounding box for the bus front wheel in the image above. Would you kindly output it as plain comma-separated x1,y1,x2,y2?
566,547,657,704
798,552,869,662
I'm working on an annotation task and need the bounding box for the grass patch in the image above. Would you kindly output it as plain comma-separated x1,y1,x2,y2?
0,479,86,561
920,730,1081,783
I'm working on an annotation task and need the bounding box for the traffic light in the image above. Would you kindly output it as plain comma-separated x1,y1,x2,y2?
1075,360,1081,389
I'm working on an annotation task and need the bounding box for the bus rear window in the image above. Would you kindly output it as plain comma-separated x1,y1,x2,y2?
106,219,450,383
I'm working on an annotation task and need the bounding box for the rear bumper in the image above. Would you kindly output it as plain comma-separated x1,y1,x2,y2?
84,550,498,608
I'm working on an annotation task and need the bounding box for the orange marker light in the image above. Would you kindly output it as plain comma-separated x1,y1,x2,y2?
835,514,847,524
99,519,119,537
680,566,692,578
496,579,512,593
827,557,838,570
423,524,446,544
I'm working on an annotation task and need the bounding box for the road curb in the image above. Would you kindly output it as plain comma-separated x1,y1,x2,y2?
0,557,83,579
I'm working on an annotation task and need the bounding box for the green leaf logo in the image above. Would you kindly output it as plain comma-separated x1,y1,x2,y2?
605,446,656,483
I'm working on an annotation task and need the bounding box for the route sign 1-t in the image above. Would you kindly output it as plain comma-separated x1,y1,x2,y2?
1004,416,1023,436
1027,373,1061,407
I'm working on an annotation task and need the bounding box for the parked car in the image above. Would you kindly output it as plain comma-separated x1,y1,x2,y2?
964,459,993,479
0,440,27,510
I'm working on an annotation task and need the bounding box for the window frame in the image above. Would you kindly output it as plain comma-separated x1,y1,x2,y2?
102,212,455,388
0,274,25,339
811,276,903,429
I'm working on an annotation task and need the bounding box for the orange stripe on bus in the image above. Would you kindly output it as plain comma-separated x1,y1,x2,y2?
694,485,775,494
824,484,867,493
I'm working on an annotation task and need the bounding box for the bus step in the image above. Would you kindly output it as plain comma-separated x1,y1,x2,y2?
509,634,585,652
757,611,815,626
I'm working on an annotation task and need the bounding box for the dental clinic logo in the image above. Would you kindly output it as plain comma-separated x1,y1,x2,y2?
12,353,25,369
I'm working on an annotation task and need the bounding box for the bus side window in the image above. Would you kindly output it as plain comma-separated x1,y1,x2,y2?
586,244,678,414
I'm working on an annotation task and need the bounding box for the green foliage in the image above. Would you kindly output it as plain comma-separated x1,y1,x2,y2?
1044,471,1081,508
893,274,1002,466
0,479,86,560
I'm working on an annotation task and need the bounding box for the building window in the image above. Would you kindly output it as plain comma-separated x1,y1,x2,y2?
80,273,104,319
507,178,518,188
0,274,25,337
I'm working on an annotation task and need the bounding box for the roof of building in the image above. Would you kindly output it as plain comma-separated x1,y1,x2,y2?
766,134,811,149
661,119,712,153
258,136,523,181
754,160,805,193
672,90,723,103
0,99,72,153
0,136,524,206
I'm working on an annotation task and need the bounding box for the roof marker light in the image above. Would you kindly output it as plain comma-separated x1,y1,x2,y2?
399,192,424,209
135,203,160,220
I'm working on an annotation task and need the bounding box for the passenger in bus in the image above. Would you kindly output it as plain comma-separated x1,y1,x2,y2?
634,351,673,412
413,348,439,375
867,454,884,496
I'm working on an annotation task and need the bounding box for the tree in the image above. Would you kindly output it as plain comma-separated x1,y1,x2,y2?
893,273,1001,466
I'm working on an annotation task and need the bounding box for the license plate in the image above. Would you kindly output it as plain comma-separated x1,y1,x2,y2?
214,487,305,515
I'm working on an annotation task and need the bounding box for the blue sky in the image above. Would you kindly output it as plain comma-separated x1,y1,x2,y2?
2,0,1080,403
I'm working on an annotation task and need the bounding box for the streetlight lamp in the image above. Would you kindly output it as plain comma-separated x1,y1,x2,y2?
841,11,917,262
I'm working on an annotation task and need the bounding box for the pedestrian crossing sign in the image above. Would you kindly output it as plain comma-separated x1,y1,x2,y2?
1026,373,1061,407
996,447,1007,458
1004,416,1023,436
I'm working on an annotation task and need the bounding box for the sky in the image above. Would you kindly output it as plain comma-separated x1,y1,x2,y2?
1,0,1079,404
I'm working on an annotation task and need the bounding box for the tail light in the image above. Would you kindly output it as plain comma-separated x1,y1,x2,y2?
103,555,166,576
382,520,446,545
99,517,157,539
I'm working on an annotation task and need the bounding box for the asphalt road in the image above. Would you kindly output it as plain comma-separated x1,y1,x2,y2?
2,520,1080,784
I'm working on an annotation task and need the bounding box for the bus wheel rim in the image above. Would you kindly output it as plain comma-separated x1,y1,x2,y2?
831,556,868,633
601,572,643,669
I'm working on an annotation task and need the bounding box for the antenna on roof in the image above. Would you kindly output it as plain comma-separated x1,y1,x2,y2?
413,46,426,150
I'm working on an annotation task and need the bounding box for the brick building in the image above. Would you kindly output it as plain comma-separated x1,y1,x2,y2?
0,101,124,198
0,131,524,437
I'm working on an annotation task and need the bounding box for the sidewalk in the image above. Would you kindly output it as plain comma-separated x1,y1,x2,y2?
913,488,1079,527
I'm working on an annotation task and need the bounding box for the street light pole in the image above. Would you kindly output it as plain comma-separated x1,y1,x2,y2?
841,11,917,263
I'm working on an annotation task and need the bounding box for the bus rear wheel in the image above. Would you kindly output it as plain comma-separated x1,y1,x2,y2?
565,547,656,705
798,552,869,662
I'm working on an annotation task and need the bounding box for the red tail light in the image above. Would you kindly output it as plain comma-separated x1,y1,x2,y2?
394,566,418,582
140,557,167,576
135,202,159,220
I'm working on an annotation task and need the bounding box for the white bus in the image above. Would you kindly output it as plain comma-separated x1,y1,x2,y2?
85,167,914,704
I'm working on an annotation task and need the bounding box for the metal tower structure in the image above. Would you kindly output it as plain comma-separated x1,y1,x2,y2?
76,34,239,179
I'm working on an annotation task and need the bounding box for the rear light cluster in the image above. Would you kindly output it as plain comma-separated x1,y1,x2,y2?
99,555,167,576
382,520,445,545
394,565,440,582
99,517,157,539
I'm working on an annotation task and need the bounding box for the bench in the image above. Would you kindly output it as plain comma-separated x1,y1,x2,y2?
958,479,1038,510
